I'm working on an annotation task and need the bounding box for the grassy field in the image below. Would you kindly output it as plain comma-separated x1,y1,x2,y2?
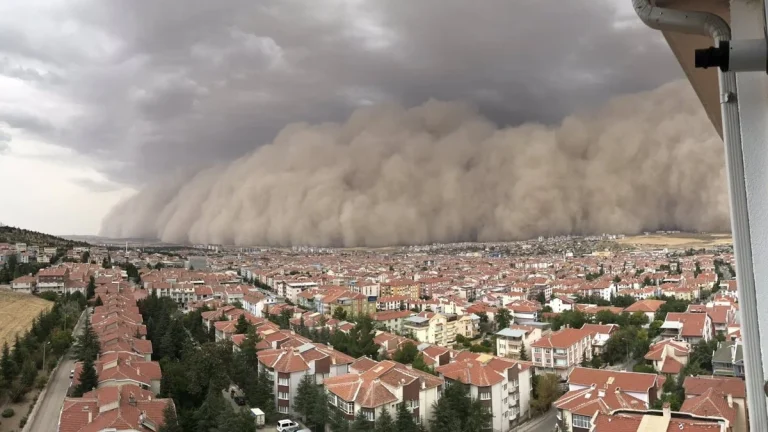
0,290,52,346
616,232,732,249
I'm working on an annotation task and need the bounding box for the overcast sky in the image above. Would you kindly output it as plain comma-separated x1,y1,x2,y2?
0,0,683,235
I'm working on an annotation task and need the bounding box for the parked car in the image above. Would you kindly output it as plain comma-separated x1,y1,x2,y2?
233,396,246,406
276,419,300,432
70,369,75,379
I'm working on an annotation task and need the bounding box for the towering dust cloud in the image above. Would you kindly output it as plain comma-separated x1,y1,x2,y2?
101,80,729,247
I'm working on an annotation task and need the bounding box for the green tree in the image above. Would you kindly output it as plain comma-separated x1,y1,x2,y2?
195,385,228,432
333,307,348,321
81,250,90,263
396,402,418,432
235,314,250,334
495,308,512,330
1,341,17,383
351,410,372,432
158,403,183,432
74,310,100,362
21,359,37,389
330,406,350,432
86,275,96,300
73,356,99,397
519,341,528,361
531,373,561,414
295,373,317,423
464,399,492,432
580,351,588,367
375,407,395,432
393,342,419,364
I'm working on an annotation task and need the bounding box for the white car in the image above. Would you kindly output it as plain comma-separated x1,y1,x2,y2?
70,369,75,379
276,419,300,432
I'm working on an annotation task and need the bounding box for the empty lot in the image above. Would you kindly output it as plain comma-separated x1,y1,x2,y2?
0,290,52,346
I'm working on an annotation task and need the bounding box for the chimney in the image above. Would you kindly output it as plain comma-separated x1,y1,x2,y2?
129,392,136,406
662,402,671,419
727,393,734,408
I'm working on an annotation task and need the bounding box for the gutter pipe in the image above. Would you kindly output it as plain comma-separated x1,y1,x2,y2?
632,1,767,430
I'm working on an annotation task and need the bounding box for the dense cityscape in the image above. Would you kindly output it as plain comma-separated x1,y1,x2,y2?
0,228,744,432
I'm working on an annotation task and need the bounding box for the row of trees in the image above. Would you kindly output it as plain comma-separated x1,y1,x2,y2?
1,292,84,404
72,309,100,397
138,292,270,432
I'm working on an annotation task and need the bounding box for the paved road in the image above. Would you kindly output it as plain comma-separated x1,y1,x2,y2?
27,356,76,432
25,311,86,432
515,408,557,432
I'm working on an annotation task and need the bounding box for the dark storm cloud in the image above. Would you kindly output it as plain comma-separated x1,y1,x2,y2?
0,0,681,182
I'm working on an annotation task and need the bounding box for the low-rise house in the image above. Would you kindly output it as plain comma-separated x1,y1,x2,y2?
324,359,443,425
712,340,745,378
58,385,175,432
684,376,748,432
644,339,690,374
622,299,666,323
556,368,663,432
660,312,713,344
71,356,163,395
11,275,36,293
548,296,576,313
531,328,592,379
591,406,728,432
580,323,618,356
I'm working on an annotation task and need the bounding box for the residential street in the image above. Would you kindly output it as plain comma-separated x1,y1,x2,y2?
515,408,557,432
24,310,86,432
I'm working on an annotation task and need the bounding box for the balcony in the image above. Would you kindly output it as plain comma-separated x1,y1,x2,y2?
479,392,491,401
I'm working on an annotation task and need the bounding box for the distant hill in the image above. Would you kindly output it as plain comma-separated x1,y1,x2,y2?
0,226,91,248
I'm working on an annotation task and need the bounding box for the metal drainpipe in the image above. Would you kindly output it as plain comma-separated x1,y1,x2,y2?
632,0,767,430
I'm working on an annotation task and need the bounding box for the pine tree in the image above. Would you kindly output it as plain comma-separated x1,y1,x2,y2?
396,402,417,432
21,359,37,388
330,406,350,432
75,310,99,362
158,403,183,432
236,314,250,334
295,373,317,423
86,275,96,299
519,341,528,361
1,341,17,383
11,335,26,368
73,356,98,397
374,407,395,432
351,409,371,432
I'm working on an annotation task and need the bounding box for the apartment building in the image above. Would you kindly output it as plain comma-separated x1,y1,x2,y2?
380,279,420,300
257,343,355,415
555,367,662,432
324,358,443,425
495,325,542,359
403,312,458,347
10,275,36,293
531,328,592,379
436,352,533,431
37,266,69,293
320,289,376,318
660,312,713,344
372,310,413,333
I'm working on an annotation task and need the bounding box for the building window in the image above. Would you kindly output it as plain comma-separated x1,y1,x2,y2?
278,406,289,414
363,409,375,421
479,392,491,400
573,414,591,429
407,399,420,409
278,392,289,400
278,378,290,386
